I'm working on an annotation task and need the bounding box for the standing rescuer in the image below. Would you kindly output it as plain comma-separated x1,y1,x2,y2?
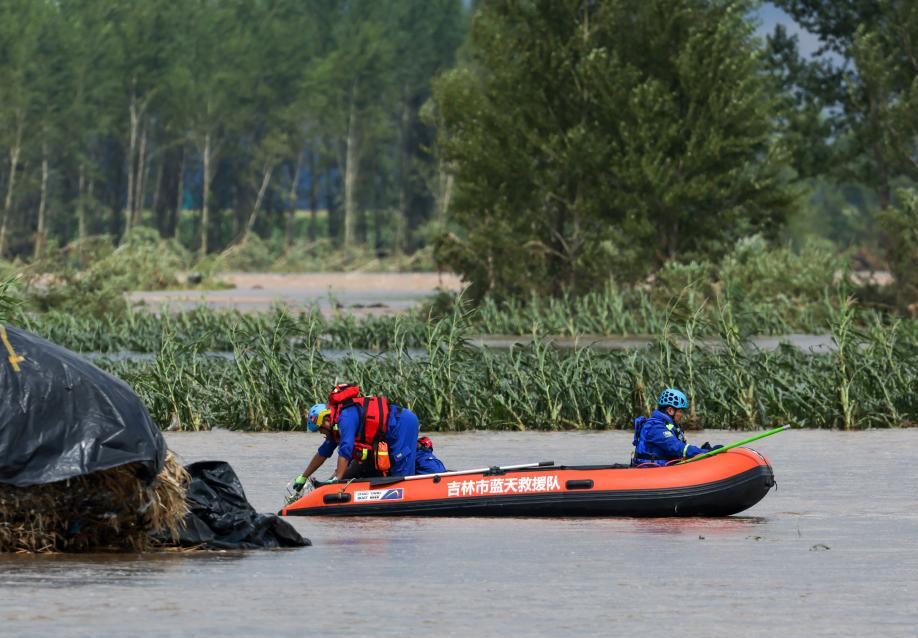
631,388,721,467
290,384,420,494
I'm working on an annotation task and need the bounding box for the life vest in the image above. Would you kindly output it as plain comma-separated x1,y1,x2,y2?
327,384,391,474
631,413,686,465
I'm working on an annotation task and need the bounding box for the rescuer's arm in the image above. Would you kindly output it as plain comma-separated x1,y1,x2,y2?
332,408,358,479
333,455,349,480
644,422,703,458
290,451,329,493
300,452,328,479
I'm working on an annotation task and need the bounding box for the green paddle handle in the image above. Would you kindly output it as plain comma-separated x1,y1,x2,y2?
677,424,790,464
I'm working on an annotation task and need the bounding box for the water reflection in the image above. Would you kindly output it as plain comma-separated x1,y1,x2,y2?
623,516,767,535
0,550,253,589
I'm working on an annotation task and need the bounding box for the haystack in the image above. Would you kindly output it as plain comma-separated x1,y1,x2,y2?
0,453,189,553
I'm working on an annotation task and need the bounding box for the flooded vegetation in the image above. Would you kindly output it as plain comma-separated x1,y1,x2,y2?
77,298,913,432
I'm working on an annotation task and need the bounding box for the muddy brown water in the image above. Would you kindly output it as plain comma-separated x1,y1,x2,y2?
1,430,916,637
129,271,463,315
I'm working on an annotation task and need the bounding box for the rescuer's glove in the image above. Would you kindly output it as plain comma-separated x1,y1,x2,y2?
292,474,307,491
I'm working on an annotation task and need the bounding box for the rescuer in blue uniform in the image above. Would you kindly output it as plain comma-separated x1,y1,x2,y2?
631,388,721,467
290,398,421,493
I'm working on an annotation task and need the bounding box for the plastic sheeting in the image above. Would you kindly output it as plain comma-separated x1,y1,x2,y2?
165,461,309,549
0,325,165,487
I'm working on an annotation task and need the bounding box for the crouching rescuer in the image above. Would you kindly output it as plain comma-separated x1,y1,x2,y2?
631,388,721,467
290,384,421,494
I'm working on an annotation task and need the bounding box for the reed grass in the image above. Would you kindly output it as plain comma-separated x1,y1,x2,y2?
93,300,918,432
15,281,910,357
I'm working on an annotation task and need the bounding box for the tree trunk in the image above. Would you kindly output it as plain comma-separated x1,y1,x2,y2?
125,86,138,237
343,86,361,245
34,143,49,259
87,175,95,234
174,148,185,239
373,201,384,257
77,162,87,243
326,164,341,239
285,155,301,248
395,92,412,256
437,161,454,224
307,151,319,242
200,132,212,256
151,155,164,230
132,120,148,229
0,124,23,258
873,142,892,209
243,162,273,241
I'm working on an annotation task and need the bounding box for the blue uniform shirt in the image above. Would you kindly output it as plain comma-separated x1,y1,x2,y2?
317,404,420,476
632,409,707,466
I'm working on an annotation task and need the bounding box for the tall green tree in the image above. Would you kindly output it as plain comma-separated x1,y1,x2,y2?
771,0,918,207
433,0,793,299
170,0,246,255
387,0,465,254
0,0,47,257
307,1,398,246
0,0,468,260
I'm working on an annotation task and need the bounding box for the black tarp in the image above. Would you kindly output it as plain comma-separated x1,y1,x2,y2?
0,324,165,487
163,461,309,549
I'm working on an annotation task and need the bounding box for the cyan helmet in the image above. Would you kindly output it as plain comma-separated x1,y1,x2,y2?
307,403,328,432
657,388,689,410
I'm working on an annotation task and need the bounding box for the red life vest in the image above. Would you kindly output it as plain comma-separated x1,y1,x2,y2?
327,384,391,473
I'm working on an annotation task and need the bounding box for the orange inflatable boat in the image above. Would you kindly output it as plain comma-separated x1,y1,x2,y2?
280,448,775,517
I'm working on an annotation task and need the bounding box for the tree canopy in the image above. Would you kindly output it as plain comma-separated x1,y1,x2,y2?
432,0,794,298
1,0,917,307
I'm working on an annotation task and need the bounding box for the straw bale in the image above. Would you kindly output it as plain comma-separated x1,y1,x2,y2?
0,452,189,553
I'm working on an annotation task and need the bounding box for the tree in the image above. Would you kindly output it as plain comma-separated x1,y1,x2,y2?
170,0,246,256
433,0,793,299
386,0,466,254
0,0,469,260
0,0,46,257
306,2,398,246
770,0,918,208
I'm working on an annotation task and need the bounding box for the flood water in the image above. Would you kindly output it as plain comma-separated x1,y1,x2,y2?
1,429,916,637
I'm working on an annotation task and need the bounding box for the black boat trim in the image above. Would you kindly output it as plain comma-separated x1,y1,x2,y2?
286,466,775,518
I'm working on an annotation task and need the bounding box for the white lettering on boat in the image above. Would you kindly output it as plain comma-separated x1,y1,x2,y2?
354,488,404,502
446,475,561,498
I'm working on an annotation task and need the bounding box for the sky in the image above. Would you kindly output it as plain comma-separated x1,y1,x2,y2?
754,2,825,58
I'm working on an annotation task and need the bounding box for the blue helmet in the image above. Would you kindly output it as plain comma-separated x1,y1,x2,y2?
658,388,689,410
307,403,328,432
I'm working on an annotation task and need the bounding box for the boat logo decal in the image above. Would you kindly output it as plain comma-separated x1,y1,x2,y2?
354,488,404,502
446,475,562,498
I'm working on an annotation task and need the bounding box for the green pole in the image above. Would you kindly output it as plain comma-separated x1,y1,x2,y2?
677,424,790,464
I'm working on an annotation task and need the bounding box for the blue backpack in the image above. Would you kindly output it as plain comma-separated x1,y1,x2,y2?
415,437,447,475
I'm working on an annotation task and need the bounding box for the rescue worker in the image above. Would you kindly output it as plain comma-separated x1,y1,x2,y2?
631,388,721,467
290,385,420,494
